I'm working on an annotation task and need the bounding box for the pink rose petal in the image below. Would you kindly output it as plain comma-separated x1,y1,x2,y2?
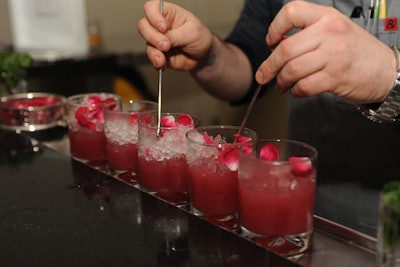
259,144,279,161
160,115,177,127
289,157,312,176
177,114,193,126
202,134,214,144
216,146,239,171
74,96,118,130
129,113,140,125
233,133,252,144
76,107,96,130
240,143,253,155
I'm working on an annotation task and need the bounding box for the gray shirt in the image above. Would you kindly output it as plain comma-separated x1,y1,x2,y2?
226,0,400,236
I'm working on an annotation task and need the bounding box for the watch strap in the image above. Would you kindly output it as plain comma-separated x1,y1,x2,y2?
358,76,400,123
357,46,400,123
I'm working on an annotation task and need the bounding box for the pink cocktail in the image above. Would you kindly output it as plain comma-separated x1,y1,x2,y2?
104,100,157,183
138,112,199,205
186,125,257,230
238,139,317,257
67,93,121,168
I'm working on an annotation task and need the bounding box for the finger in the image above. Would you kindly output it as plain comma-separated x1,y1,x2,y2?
290,70,334,98
267,1,327,48
275,48,326,93
165,22,199,48
147,44,167,69
256,27,321,85
143,0,167,32
137,17,171,52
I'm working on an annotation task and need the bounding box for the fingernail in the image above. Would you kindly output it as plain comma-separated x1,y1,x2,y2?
152,56,161,68
158,40,168,51
157,22,166,32
256,70,264,84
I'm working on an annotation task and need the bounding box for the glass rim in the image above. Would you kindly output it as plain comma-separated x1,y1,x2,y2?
239,138,318,164
66,92,121,106
103,99,158,115
186,125,257,146
0,92,66,111
138,111,200,130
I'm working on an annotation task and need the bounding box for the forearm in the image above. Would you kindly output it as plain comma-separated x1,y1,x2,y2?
190,34,253,102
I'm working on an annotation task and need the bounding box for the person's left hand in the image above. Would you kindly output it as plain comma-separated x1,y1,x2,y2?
256,1,396,104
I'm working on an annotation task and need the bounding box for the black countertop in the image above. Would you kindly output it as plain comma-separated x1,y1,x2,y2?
0,128,300,267
1,127,384,267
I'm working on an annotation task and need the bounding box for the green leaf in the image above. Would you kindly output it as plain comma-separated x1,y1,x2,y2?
381,181,400,248
0,51,33,94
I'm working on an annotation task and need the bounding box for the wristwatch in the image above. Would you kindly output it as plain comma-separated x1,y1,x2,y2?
358,46,400,123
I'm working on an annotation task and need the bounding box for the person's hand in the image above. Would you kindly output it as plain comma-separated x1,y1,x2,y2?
137,0,214,71
256,1,396,104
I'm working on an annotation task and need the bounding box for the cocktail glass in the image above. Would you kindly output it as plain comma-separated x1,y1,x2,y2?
138,112,199,205
377,181,400,267
104,100,157,184
238,139,317,257
67,93,121,169
186,125,257,231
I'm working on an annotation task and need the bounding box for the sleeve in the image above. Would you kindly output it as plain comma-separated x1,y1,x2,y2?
225,0,283,104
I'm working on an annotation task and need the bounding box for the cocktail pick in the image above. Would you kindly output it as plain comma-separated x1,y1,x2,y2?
237,83,263,135
156,0,164,137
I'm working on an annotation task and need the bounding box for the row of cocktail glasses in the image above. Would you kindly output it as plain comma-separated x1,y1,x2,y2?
66,92,317,258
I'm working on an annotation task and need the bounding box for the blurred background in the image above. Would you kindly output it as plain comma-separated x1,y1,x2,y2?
0,0,288,138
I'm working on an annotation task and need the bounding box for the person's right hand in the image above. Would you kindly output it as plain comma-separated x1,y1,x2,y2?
137,0,214,71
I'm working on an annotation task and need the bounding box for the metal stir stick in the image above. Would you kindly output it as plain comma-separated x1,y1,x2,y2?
237,83,263,135
156,0,164,137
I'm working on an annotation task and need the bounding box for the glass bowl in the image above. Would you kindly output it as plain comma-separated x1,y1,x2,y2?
0,92,67,131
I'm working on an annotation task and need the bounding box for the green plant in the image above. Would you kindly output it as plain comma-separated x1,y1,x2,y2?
381,181,400,248
0,51,33,95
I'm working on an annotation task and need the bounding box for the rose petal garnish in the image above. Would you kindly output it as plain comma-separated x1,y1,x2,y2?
233,133,252,144
160,115,177,127
129,113,140,125
102,98,118,110
202,134,214,144
289,157,312,176
87,96,102,105
75,106,97,130
140,113,153,125
177,114,193,126
9,96,61,109
216,146,239,171
241,143,253,155
74,96,118,130
259,144,279,161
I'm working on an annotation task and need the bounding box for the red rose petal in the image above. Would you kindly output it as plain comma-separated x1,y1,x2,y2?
202,134,214,144
160,115,177,127
241,143,253,155
216,146,239,171
233,133,252,144
289,157,312,176
74,96,118,130
103,97,118,110
259,144,279,161
177,114,193,126
75,106,96,130
129,113,140,125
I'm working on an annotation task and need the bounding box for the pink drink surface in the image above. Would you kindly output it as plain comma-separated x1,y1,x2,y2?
69,128,106,161
239,168,316,236
138,155,187,193
106,141,138,171
187,161,238,216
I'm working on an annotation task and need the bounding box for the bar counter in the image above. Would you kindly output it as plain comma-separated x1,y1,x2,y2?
0,127,377,267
